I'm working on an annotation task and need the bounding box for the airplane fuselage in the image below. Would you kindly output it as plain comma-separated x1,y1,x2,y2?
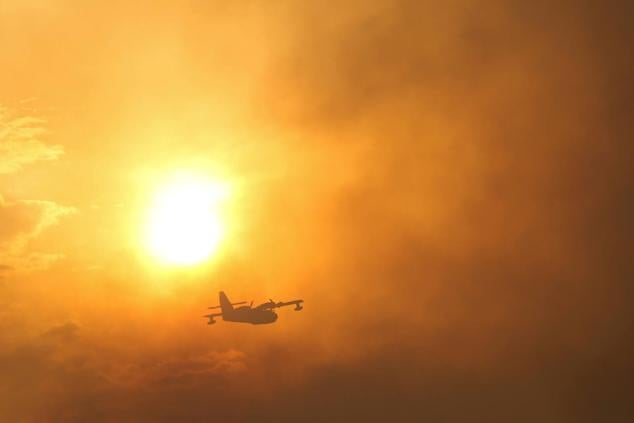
222,306,278,325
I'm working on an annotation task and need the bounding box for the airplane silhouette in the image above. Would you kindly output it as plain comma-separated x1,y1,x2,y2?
204,291,303,325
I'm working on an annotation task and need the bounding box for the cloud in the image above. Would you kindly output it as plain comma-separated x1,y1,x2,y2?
100,349,247,391
0,196,75,244
40,321,81,343
0,185,75,273
0,321,249,421
0,106,64,174
0,104,74,271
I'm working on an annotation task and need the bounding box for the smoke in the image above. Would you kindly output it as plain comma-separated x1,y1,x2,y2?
1,0,633,421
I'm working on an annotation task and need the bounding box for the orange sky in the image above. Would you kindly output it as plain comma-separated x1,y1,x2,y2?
1,1,633,421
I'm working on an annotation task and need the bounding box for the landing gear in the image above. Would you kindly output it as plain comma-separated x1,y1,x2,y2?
294,304,303,311
207,318,216,325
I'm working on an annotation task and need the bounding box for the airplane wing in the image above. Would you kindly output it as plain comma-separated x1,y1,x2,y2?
276,300,303,309
259,299,304,311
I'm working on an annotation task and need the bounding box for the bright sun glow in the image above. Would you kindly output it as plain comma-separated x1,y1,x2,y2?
145,174,230,265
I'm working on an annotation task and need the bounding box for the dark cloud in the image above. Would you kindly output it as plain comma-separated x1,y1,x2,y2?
0,321,253,421
251,1,634,421
40,321,80,343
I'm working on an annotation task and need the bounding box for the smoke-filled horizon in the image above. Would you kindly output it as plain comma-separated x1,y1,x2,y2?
1,1,633,421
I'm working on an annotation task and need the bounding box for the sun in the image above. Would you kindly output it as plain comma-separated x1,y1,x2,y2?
145,173,230,265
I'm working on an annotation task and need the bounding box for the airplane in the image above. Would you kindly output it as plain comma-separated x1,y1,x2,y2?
204,291,304,325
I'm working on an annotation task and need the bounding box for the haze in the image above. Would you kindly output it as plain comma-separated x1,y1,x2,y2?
1,1,633,421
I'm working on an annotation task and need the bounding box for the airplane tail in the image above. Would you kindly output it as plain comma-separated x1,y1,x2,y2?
219,291,233,314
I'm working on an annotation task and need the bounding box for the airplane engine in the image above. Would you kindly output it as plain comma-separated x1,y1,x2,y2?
294,304,303,311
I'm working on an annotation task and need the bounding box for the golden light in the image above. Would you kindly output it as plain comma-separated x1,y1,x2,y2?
144,173,230,265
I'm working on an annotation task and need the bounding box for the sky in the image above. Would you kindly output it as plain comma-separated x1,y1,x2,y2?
1,1,633,421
